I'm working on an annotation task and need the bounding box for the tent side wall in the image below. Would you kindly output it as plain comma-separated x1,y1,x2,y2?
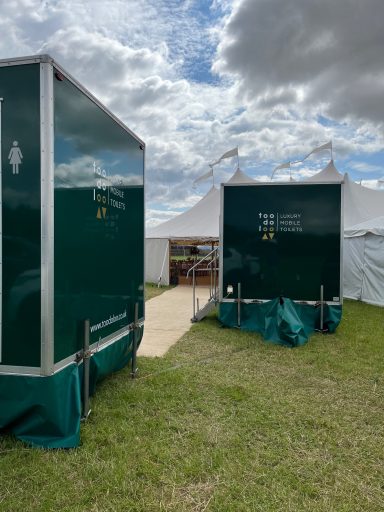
344,233,384,306
145,238,170,286
343,236,365,301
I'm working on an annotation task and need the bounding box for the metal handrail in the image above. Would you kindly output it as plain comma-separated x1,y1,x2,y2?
186,248,218,278
206,257,219,269
188,247,219,321
188,267,216,272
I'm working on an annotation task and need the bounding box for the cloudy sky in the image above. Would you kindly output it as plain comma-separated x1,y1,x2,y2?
2,0,384,226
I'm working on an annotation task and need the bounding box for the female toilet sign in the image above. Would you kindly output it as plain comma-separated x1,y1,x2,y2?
8,140,23,174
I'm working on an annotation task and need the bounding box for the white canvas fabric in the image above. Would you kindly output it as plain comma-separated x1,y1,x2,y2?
301,141,332,162
343,236,365,301
361,234,384,306
145,238,169,286
210,147,238,167
305,160,343,182
146,186,220,241
344,216,384,237
344,216,384,306
146,168,254,241
227,167,255,184
343,174,384,228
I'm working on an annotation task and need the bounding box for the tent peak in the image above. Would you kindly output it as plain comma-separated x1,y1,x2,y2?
226,167,254,184
305,160,343,182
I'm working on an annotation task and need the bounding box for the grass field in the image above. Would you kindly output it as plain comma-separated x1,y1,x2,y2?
0,296,383,511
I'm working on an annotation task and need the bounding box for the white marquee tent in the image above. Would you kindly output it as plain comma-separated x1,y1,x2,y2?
304,161,384,305
146,185,220,242
343,173,384,228
145,186,220,285
145,168,253,285
303,161,384,306
343,209,384,307
305,159,344,183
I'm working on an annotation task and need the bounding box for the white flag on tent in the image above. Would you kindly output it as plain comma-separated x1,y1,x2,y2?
210,147,238,167
271,161,290,180
301,141,332,162
192,167,213,186
273,161,291,172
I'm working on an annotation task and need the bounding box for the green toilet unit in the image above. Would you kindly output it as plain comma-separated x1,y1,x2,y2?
219,181,343,346
0,55,145,447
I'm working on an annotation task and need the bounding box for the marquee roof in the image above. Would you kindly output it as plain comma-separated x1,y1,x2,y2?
146,162,384,240
305,160,343,182
146,167,254,241
343,173,384,228
344,215,384,237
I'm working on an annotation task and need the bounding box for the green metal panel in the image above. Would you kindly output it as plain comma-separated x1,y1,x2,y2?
0,64,41,367
53,68,144,364
222,183,342,302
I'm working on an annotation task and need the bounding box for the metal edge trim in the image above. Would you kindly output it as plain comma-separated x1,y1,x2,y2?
53,319,144,374
0,99,3,362
220,298,342,306
0,365,42,376
142,145,146,320
40,62,55,376
219,183,224,301
0,55,52,68
223,180,344,187
340,183,344,304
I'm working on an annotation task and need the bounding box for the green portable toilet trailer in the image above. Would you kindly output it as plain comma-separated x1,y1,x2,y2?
219,182,343,347
0,55,145,447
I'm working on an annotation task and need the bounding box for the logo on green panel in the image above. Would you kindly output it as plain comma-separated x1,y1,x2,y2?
94,163,109,220
93,161,126,221
96,206,107,219
258,211,303,240
258,212,276,241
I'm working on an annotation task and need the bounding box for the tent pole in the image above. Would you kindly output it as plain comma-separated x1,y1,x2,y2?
212,249,215,300
210,255,213,299
237,282,241,328
192,269,196,320
320,285,324,331
158,241,169,287
131,302,139,378
81,319,91,420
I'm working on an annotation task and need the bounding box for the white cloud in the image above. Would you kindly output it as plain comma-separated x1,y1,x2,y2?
348,161,383,174
360,179,383,189
213,0,384,130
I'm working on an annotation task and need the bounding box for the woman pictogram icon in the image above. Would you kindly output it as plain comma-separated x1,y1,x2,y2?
8,140,23,174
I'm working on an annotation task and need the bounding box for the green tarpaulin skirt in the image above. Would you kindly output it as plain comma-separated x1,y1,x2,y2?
219,298,342,347
0,327,143,449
